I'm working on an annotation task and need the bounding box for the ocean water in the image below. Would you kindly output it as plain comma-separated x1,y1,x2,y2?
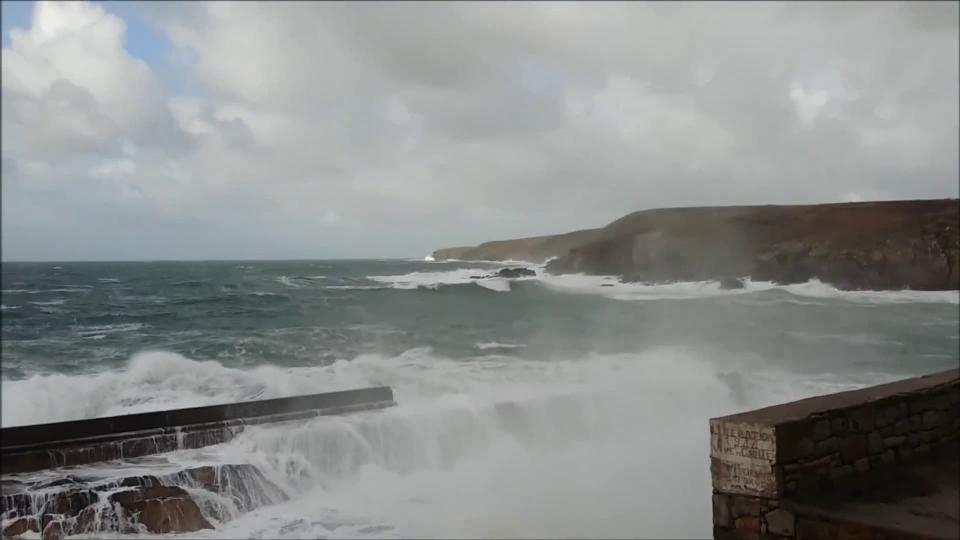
2,259,958,538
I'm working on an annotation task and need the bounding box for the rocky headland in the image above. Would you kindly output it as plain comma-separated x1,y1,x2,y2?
432,199,959,291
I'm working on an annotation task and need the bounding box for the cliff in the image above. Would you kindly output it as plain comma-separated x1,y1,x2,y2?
431,228,601,262
433,199,959,291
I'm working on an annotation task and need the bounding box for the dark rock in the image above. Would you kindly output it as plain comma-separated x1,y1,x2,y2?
600,283,615,287
2,516,39,537
719,277,745,290
496,267,536,278
764,508,795,537
41,520,64,540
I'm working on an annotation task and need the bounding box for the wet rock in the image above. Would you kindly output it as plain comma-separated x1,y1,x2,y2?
718,277,745,290
2,516,39,537
41,520,64,540
496,267,535,278
110,486,213,534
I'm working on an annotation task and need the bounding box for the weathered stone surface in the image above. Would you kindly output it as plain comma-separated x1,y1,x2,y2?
41,520,64,540
868,431,884,454
883,435,906,448
923,410,942,429
109,486,213,534
815,437,839,457
734,516,761,532
897,445,914,464
881,450,896,466
2,516,39,537
764,508,795,537
831,417,848,435
842,434,868,463
829,464,854,480
730,497,763,518
848,408,875,432
894,419,910,435
813,420,831,441
713,493,731,527
854,457,870,473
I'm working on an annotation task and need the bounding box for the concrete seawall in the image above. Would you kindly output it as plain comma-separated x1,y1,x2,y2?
1,386,396,474
710,369,959,540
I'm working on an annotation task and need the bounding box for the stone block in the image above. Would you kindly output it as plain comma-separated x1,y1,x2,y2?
909,414,923,430
881,450,896,465
713,493,731,528
813,419,831,441
923,410,941,429
867,431,883,454
841,434,867,463
815,437,839,457
854,457,870,473
764,508,795,537
831,416,848,435
894,419,910,435
797,437,815,459
882,435,906,448
897,445,914,464
734,516,761,533
829,464,854,479
730,496,762,518
848,408,875,432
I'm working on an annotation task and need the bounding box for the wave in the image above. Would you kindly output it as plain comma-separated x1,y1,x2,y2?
1,287,91,294
276,276,303,288
74,322,146,339
0,304,20,310
475,342,526,350
28,299,66,306
97,277,121,283
367,268,534,293
325,285,387,290
0,348,898,538
536,273,960,304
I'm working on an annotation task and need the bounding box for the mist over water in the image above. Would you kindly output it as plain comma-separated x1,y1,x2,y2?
2,260,958,538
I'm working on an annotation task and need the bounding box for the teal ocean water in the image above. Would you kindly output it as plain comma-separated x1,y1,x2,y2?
2,259,958,537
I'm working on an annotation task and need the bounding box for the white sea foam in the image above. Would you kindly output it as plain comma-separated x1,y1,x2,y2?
0,304,20,310
98,278,121,283
475,342,526,350
0,347,897,538
537,273,960,304
74,322,145,339
276,276,303,289
367,268,534,292
28,299,66,306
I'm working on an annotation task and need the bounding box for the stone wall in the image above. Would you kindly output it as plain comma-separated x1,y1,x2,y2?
710,369,959,540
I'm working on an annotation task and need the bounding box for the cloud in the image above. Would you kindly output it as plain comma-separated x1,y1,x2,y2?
2,1,958,260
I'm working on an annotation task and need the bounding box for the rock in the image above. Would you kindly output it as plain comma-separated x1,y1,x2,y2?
109,486,213,534
2,516,39,537
718,277,745,290
764,508,795,537
496,267,536,278
41,520,64,540
600,283,615,287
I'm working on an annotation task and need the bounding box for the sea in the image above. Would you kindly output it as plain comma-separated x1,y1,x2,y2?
1,259,958,538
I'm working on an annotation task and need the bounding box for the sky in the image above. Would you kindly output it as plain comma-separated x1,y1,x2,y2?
1,1,958,261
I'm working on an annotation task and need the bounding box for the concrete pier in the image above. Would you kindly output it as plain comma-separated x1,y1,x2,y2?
710,369,959,540
1,386,396,474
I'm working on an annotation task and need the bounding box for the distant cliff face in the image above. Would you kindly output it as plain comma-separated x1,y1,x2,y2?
433,199,960,291
546,200,959,291
431,229,601,263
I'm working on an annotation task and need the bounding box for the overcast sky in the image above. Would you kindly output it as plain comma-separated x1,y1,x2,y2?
2,1,958,261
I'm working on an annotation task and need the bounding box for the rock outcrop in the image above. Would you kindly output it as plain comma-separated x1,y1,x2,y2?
434,199,959,291
0,464,287,538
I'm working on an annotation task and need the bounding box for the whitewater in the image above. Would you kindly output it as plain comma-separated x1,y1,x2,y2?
2,259,957,538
